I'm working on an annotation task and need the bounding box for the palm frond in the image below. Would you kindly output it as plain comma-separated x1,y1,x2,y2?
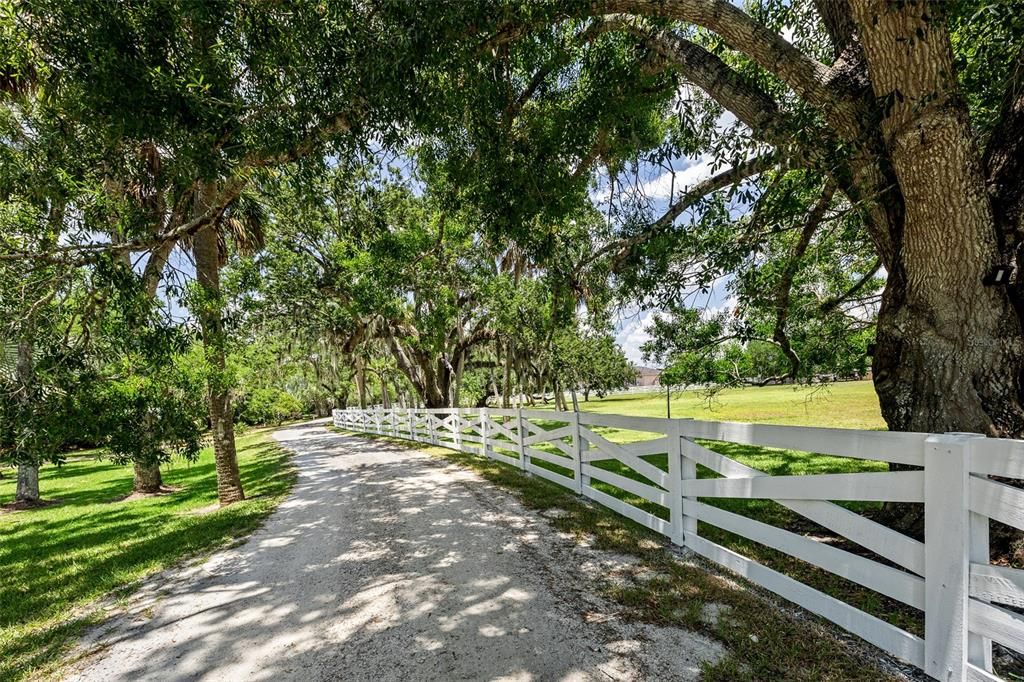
225,193,267,257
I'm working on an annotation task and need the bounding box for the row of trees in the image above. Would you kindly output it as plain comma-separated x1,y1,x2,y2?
240,163,638,413
3,2,1023,513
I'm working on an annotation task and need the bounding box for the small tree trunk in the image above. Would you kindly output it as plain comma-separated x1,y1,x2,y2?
133,412,163,493
132,461,162,494
193,220,245,506
452,350,465,407
355,358,368,409
15,464,40,504
14,340,40,503
502,343,513,409
208,384,244,505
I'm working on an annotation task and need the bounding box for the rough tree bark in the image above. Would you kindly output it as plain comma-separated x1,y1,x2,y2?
355,357,368,409
132,461,163,494
502,341,513,409
193,217,245,506
133,413,163,493
850,1,1024,436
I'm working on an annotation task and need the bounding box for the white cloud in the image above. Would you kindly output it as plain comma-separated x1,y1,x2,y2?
638,154,716,200
705,294,738,319
615,309,662,365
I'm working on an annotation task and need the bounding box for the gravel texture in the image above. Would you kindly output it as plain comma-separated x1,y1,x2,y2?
66,420,725,681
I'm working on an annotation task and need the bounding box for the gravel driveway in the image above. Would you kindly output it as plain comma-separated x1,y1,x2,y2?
66,420,725,681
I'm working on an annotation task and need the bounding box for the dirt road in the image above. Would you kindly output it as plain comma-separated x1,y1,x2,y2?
67,420,724,681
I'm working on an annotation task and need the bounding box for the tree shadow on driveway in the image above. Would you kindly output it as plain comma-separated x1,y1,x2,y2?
67,421,721,681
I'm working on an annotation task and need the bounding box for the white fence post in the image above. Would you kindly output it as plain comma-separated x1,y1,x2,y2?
453,408,462,451
678,422,698,547
969,503,993,673
924,433,984,682
666,419,685,547
480,407,489,458
517,408,528,471
571,411,584,494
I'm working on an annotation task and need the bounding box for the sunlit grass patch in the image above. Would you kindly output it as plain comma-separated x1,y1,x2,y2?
544,379,884,430
0,427,296,682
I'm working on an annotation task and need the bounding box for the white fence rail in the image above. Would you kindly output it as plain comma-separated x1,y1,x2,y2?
332,406,1024,681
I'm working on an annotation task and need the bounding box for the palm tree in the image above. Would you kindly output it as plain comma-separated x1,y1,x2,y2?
188,185,266,505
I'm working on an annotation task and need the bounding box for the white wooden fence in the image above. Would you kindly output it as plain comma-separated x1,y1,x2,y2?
331,406,1024,681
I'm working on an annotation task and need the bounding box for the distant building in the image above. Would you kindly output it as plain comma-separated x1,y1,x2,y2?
634,366,661,387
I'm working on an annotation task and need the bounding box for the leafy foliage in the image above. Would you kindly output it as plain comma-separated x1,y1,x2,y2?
553,329,637,400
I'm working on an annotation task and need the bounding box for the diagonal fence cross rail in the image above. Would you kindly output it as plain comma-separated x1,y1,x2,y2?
332,406,1024,682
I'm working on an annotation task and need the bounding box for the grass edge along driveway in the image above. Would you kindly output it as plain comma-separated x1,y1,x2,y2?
0,425,297,682
332,427,905,682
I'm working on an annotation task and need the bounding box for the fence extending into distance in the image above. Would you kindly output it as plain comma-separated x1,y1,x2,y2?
332,405,1024,681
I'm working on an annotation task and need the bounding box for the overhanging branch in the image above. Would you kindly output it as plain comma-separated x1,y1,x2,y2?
585,151,778,272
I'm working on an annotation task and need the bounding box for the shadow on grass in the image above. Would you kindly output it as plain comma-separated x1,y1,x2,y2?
0,429,297,682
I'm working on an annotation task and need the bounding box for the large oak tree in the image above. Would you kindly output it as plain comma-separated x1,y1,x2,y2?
458,0,1024,436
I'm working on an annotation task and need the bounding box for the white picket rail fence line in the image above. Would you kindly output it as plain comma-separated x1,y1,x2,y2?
331,406,1024,681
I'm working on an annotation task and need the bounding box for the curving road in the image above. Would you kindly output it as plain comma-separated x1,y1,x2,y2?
67,420,724,681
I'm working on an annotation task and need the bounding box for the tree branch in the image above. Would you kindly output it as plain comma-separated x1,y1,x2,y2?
772,180,836,376
586,151,777,271
604,16,789,136
818,258,883,314
596,0,850,126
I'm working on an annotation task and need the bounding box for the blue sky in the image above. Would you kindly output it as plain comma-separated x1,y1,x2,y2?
594,148,744,366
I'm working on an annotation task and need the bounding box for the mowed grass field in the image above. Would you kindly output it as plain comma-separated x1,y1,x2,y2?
569,379,885,430
0,427,296,682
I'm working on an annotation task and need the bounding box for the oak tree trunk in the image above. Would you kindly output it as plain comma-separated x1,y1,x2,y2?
355,357,368,409
853,2,1024,437
452,350,465,407
502,342,513,409
193,221,245,506
132,461,163,494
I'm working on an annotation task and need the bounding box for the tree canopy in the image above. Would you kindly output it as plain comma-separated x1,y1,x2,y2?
4,0,1024,505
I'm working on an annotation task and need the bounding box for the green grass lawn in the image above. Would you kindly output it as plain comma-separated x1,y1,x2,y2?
0,426,296,682
570,379,885,430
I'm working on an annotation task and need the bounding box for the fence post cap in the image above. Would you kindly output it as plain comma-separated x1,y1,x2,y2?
925,432,984,444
